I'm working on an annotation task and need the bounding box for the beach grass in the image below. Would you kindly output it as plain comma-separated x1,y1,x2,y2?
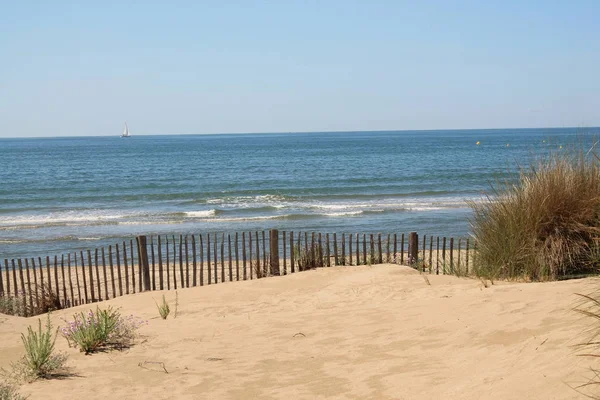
7,315,68,382
469,144,600,281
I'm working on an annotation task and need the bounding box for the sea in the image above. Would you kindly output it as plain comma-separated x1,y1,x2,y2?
1,128,598,260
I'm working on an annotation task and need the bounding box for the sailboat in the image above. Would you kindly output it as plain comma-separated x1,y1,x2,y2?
121,123,131,138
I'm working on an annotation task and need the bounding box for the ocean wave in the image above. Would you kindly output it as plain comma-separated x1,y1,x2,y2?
184,209,217,218
323,211,364,217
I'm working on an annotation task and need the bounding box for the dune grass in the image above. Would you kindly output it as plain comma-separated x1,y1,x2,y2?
5,315,68,382
469,144,600,281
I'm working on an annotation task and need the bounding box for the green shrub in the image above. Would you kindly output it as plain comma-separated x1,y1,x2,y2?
11,315,67,381
469,146,600,280
61,307,146,354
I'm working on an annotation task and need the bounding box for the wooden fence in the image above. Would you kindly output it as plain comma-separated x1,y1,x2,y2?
0,230,476,316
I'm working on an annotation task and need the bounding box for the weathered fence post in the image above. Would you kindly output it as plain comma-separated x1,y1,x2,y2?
408,232,419,266
270,229,280,276
137,236,151,291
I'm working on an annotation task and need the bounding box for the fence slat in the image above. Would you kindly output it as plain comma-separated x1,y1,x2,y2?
289,232,294,273
24,259,33,314
109,246,116,298
0,259,5,297
349,234,353,265
192,235,197,287
457,239,462,274
356,233,360,265
370,234,375,264
172,236,178,290
377,234,383,264
422,235,427,271
31,258,39,309
262,231,267,277
122,242,129,295
18,259,27,316
400,234,405,264
45,256,51,296
185,235,190,288
325,233,330,267
131,239,137,294
227,234,233,282
248,232,252,279
221,233,226,283
282,231,287,275
138,236,151,291
436,237,440,275
4,260,10,297
151,237,156,290
94,249,101,301
115,244,123,296
243,232,248,280
11,260,17,300
393,234,397,264
386,234,390,263
450,237,454,274
255,231,260,278
214,234,219,283
333,233,338,266
179,235,185,288
318,233,323,268
165,236,171,290
199,234,204,286
206,234,211,285
341,233,346,265
60,254,67,306
235,232,240,281
311,232,316,269
87,250,94,302
442,237,447,274
429,236,433,273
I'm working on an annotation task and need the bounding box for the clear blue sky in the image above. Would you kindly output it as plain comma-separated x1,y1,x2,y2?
1,1,599,137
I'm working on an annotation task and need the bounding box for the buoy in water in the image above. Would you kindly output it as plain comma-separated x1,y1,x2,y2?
476,141,480,145
506,144,510,147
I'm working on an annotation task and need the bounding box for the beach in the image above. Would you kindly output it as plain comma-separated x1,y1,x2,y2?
0,264,593,399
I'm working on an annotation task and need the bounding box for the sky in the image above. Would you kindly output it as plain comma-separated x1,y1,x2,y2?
0,1,599,137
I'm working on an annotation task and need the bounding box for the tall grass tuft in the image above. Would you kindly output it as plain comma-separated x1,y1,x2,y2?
155,295,170,320
469,145,600,281
10,315,68,381
294,244,322,271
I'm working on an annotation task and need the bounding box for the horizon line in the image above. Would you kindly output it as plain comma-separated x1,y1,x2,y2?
1,126,599,140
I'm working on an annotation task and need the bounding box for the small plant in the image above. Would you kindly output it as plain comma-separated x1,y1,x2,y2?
0,294,25,317
155,295,170,320
0,382,28,400
34,284,62,315
294,245,322,271
61,306,146,354
10,315,68,381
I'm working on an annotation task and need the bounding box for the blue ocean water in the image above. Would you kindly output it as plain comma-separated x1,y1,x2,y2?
0,128,597,259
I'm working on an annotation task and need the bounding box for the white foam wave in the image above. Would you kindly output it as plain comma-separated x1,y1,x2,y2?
323,211,364,217
184,210,217,218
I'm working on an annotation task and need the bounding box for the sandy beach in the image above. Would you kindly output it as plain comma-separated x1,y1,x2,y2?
0,264,595,399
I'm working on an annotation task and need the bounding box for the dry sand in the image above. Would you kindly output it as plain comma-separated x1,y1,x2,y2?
0,264,597,399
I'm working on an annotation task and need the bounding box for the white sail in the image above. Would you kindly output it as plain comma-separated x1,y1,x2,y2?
121,123,130,137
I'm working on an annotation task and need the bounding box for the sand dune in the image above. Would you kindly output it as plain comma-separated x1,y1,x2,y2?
0,264,596,399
